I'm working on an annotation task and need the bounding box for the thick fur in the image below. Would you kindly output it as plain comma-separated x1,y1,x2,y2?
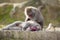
24,6,44,30
1,21,41,31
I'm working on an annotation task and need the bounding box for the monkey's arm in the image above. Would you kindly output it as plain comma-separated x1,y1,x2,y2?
21,22,31,30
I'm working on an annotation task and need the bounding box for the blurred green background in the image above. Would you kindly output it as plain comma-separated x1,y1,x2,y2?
0,0,60,27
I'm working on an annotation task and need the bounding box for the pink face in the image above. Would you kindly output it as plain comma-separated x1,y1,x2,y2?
30,26,37,31
27,8,34,18
28,12,33,17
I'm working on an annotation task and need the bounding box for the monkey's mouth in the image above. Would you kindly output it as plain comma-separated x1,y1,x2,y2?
28,13,35,18
29,15,32,17
28,14,34,18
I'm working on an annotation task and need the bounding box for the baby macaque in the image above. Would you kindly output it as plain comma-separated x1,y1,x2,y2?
24,6,44,30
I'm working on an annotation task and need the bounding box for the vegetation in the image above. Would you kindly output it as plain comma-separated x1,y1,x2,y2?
0,5,14,25
0,0,60,27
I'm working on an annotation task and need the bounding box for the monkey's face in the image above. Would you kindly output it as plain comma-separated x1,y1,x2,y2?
26,26,41,31
30,26,37,31
27,8,35,18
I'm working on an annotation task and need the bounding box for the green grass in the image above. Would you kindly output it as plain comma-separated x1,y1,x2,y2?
0,5,25,25
0,5,14,24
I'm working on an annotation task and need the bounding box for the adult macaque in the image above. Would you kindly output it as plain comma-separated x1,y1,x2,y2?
1,20,41,31
20,20,41,31
24,6,44,30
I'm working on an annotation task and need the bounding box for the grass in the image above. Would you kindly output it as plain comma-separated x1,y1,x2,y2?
0,5,25,28
0,5,25,26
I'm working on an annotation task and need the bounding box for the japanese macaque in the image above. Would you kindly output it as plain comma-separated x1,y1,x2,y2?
1,20,41,31
24,6,44,30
